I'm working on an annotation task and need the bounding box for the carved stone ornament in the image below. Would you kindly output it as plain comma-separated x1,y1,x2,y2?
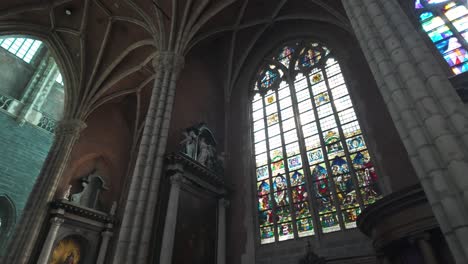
179,123,224,174
70,170,108,211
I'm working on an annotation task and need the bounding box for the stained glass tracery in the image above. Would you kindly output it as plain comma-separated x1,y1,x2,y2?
252,41,382,244
416,0,468,74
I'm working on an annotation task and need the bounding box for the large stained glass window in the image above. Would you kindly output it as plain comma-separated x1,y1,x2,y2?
0,37,42,63
252,41,382,244
415,0,468,74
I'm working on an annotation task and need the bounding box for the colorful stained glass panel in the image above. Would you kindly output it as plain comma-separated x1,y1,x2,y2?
346,135,366,152
256,165,269,180
323,129,340,144
444,48,468,66
307,148,324,164
258,195,272,211
297,218,315,237
292,185,308,203
427,25,453,42
271,160,285,175
320,213,340,233
257,180,270,196
259,210,273,226
270,148,283,162
277,207,292,223
274,190,289,206
343,208,360,228
351,150,371,170
330,157,349,175
326,142,345,159
294,202,311,219
334,174,354,194
278,222,294,241
287,155,303,171
273,175,287,191
290,170,305,186
260,226,275,244
317,196,335,214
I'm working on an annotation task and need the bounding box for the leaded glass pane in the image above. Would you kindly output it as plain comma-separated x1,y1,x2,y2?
252,42,381,243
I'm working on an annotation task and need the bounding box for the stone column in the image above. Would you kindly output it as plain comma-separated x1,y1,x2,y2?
36,216,64,264
159,174,184,264
112,51,184,264
342,0,468,262
217,198,228,264
412,233,439,264
96,228,113,264
2,119,86,264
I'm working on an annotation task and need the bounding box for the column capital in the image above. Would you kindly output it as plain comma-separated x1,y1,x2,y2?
50,217,65,226
170,173,185,186
152,51,185,74
102,230,113,238
55,119,86,136
219,198,230,208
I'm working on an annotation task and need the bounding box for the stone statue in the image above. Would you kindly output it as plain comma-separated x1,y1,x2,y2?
110,201,117,216
180,129,198,159
62,185,72,200
197,137,212,165
70,171,107,210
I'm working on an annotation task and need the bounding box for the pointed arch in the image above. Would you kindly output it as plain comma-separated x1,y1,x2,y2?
251,40,383,244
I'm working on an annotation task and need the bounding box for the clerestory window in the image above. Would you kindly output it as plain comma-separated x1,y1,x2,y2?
415,0,468,75
0,37,42,63
251,41,382,244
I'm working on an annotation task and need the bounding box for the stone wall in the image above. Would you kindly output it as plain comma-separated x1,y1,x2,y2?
0,112,53,217
0,48,34,99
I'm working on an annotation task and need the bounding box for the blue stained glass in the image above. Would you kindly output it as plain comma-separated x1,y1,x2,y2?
452,62,468,74
420,12,433,21
436,39,450,53
444,48,468,66
415,0,423,9
427,26,453,42
427,0,450,4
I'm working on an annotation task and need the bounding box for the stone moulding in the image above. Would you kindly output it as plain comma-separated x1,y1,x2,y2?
356,184,438,250
166,153,225,188
50,200,114,224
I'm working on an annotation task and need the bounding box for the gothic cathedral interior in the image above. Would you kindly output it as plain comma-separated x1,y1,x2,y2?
0,0,467,263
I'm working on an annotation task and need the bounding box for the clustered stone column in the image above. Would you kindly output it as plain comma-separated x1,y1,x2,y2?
159,173,184,264
112,51,184,264
36,215,65,264
341,0,468,262
2,119,86,264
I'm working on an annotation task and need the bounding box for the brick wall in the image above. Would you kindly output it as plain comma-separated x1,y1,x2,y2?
0,112,53,218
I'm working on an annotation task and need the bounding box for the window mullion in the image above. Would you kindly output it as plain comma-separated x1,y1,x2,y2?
321,69,366,212
305,71,346,232
274,88,300,239
286,78,323,239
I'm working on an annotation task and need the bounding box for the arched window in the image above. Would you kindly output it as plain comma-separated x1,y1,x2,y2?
251,41,382,244
0,37,42,63
415,0,468,75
